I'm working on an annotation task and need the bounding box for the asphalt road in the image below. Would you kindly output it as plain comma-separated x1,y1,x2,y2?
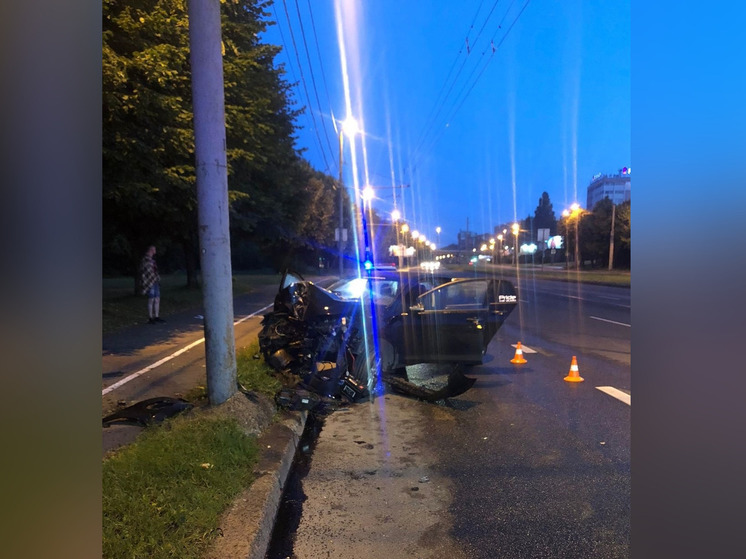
102,269,630,556
277,276,630,558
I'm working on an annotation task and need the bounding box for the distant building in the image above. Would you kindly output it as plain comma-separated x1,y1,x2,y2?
457,229,478,251
586,168,631,209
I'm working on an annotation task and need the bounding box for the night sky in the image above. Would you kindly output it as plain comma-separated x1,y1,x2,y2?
262,0,630,247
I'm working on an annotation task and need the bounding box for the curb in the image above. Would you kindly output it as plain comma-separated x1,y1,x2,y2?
205,409,308,559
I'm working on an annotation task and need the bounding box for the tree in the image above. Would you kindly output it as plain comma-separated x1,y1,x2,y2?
103,0,341,278
533,191,558,236
103,0,200,284
614,201,631,268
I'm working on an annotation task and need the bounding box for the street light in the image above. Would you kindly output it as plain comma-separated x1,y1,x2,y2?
391,210,403,268
497,234,503,265
337,116,359,277
562,209,571,268
564,203,582,270
511,222,520,266
436,226,441,248
361,185,375,204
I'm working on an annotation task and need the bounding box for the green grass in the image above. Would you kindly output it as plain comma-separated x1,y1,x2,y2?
236,342,286,399
183,341,287,404
103,272,281,334
102,415,259,559
522,268,630,287
456,263,631,287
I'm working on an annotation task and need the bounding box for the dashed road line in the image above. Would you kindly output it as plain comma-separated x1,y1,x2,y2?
590,316,630,327
596,386,630,405
102,303,273,397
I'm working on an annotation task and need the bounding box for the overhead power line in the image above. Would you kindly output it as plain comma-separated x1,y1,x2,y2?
293,0,336,165
408,0,531,174
280,0,332,171
410,0,503,167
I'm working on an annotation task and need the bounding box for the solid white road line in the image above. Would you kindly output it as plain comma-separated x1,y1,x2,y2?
510,343,537,353
596,386,631,405
590,316,630,327
102,303,274,397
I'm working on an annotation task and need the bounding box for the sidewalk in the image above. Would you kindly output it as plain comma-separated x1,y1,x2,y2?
102,282,315,559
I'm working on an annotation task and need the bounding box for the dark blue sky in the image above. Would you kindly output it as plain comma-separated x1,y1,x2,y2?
262,0,630,247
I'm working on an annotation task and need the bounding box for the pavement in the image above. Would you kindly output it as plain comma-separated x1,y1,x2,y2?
102,280,324,559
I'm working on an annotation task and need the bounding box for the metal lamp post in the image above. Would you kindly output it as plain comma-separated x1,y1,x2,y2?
392,209,403,268
337,117,358,277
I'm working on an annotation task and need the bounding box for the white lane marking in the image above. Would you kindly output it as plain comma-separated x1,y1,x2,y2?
600,296,627,302
590,316,630,327
235,303,272,324
596,386,631,406
510,343,537,353
102,303,273,396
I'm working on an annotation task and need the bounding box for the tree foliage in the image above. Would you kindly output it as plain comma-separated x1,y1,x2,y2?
103,0,340,280
559,198,631,269
533,191,558,235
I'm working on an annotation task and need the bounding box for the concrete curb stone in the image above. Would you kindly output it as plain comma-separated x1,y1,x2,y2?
205,409,308,559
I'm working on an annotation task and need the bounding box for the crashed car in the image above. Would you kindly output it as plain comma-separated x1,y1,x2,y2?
258,268,518,411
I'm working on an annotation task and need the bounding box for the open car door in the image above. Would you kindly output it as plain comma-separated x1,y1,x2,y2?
396,278,517,365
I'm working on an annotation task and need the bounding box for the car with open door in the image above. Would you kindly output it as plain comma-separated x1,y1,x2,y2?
379,276,518,372
258,269,518,409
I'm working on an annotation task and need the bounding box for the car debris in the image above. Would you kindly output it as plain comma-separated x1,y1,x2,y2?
102,397,193,427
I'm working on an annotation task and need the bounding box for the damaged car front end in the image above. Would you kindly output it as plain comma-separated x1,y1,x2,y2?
258,269,518,412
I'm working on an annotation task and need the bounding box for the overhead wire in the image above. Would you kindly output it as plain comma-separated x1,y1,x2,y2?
408,0,531,175
293,0,337,166
413,0,488,153
305,0,335,130
409,0,503,172
280,0,332,172
437,0,530,146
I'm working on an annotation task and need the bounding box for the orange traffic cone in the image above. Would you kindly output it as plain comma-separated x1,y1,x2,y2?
510,342,527,364
564,356,584,382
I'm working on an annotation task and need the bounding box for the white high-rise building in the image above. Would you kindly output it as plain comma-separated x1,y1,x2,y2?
586,168,631,209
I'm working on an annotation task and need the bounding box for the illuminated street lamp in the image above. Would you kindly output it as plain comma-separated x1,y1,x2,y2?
511,222,520,266
436,226,441,247
337,116,359,277
563,203,583,269
361,185,374,205
391,210,402,267
497,234,503,265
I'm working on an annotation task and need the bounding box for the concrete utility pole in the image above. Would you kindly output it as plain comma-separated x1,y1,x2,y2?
188,0,237,405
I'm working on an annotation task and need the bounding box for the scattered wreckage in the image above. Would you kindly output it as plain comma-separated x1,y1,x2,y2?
259,269,518,413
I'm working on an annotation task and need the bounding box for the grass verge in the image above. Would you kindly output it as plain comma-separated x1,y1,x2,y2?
103,342,293,558
102,272,281,334
102,415,259,559
236,342,286,398
183,341,287,404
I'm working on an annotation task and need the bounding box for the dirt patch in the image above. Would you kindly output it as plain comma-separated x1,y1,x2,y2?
201,391,277,437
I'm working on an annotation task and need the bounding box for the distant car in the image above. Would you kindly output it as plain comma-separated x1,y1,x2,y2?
259,268,518,406
419,260,441,271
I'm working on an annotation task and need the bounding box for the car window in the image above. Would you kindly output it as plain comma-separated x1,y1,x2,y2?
281,271,304,290
419,280,488,311
328,277,399,304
